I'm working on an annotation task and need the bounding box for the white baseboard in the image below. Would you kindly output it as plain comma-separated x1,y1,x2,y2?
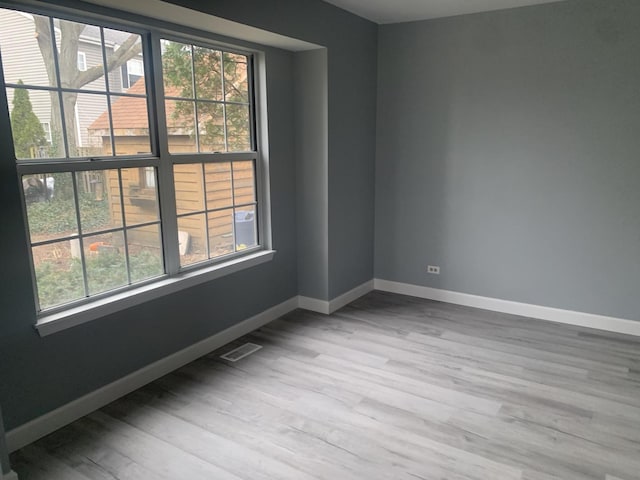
298,280,374,315
374,279,640,337
328,280,374,313
297,295,330,314
5,296,299,453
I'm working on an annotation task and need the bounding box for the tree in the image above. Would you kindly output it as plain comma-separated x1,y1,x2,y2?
161,41,250,151
10,80,47,159
33,17,142,156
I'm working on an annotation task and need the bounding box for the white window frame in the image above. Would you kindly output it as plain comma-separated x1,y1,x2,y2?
77,51,87,71
1,2,273,336
41,121,52,143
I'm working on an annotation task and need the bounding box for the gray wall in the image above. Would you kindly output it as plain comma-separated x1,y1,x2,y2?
166,0,379,299
375,0,640,320
294,49,329,299
0,0,377,432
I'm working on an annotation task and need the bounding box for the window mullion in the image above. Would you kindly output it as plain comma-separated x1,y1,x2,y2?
150,33,180,276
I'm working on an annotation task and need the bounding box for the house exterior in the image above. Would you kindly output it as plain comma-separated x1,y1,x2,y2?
0,8,141,156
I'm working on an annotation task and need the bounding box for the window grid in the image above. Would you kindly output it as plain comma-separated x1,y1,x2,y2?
2,6,263,315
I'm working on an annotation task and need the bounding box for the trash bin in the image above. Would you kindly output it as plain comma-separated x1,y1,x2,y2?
234,210,256,248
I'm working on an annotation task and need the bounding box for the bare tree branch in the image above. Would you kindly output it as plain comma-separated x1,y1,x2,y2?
75,34,142,88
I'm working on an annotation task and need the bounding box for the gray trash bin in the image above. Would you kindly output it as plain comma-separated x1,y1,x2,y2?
234,210,256,247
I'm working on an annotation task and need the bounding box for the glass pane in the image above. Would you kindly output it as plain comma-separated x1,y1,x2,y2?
232,161,255,205
57,20,105,91
174,163,205,214
0,10,57,87
166,99,196,153
197,102,225,152
24,172,77,242
32,241,85,310
110,95,151,155
84,230,127,295
234,206,257,250
104,28,145,94
121,167,160,226
68,92,109,157
178,214,207,267
205,162,232,210
223,52,249,103
8,87,65,159
77,170,122,234
161,40,193,98
225,103,251,152
193,46,222,101
127,224,163,282
208,209,234,259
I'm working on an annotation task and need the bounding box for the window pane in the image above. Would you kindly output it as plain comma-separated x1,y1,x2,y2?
161,40,193,98
232,161,255,205
69,92,109,157
77,170,122,234
234,206,257,249
104,28,145,95
197,102,225,152
174,163,205,214
57,20,106,91
225,103,251,151
166,99,196,153
208,209,234,258
205,162,232,210
193,46,222,101
0,9,57,87
32,241,85,310
178,214,207,267
84,231,127,295
122,167,160,226
24,172,77,242
108,94,151,155
223,53,249,103
127,224,163,282
8,87,65,159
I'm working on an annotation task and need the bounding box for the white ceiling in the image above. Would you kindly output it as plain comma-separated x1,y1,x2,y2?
323,0,566,24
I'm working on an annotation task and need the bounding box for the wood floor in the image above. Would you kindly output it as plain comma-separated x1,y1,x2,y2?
11,291,640,480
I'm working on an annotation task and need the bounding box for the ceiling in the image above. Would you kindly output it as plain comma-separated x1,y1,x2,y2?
323,0,566,24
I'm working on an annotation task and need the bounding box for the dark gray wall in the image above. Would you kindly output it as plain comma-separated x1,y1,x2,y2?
165,0,379,299
0,0,377,432
375,0,640,320
0,43,297,430
294,49,329,300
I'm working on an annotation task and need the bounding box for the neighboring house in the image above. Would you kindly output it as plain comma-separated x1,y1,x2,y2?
0,8,142,156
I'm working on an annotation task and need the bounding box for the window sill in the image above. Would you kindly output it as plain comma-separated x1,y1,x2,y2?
35,249,276,337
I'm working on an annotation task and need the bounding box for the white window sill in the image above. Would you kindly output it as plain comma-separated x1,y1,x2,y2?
35,250,276,337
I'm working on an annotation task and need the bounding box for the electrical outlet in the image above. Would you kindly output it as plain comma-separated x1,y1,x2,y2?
427,265,440,274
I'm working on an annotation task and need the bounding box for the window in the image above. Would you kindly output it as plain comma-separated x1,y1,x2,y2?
77,51,87,71
41,122,52,143
0,6,266,319
122,57,144,89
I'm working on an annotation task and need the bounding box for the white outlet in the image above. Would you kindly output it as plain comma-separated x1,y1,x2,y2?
427,265,440,274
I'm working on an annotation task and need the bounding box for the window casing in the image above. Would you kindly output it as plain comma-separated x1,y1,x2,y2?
0,3,267,319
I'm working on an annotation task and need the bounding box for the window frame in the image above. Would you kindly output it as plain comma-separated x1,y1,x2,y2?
0,1,272,331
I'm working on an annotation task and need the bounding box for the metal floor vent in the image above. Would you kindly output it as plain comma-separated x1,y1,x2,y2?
220,343,263,362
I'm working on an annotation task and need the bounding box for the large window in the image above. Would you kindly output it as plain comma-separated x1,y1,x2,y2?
0,5,264,317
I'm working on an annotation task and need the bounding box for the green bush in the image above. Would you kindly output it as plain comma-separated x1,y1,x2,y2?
35,249,163,310
27,194,111,235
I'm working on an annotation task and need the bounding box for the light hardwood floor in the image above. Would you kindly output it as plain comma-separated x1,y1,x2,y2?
11,291,640,479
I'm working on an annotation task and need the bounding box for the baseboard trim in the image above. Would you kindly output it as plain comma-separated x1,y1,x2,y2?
328,280,374,313
297,295,330,314
5,296,299,453
374,279,640,337
298,280,374,315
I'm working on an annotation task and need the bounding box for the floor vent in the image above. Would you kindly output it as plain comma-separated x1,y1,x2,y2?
220,343,263,362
